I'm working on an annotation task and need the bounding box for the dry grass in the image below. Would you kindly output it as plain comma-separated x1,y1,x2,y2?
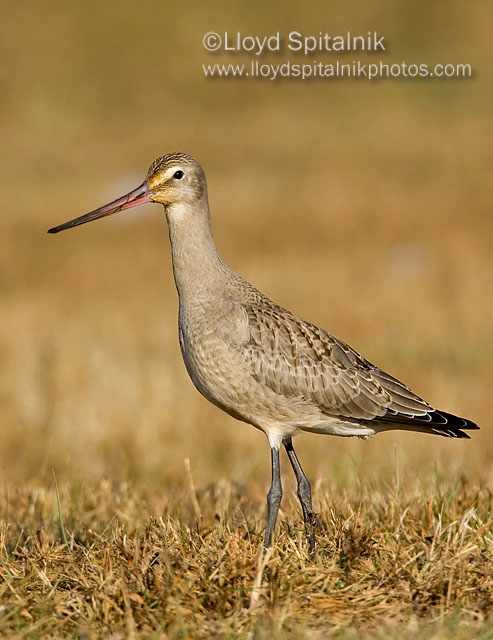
1,475,493,637
2,1,493,637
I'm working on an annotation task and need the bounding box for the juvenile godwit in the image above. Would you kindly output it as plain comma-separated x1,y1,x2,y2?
48,153,479,551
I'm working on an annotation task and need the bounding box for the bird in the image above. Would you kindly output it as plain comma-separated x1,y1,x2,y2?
48,152,479,552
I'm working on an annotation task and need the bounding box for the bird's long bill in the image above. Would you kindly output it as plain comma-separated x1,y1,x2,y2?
47,182,152,234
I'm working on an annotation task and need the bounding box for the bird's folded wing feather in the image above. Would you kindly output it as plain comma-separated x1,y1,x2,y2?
238,303,433,422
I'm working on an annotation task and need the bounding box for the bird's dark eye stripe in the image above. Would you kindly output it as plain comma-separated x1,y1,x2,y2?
173,170,184,179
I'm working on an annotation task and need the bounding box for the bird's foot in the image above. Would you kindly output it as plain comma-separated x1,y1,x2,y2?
306,511,323,554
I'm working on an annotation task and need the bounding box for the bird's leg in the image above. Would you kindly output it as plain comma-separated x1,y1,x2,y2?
283,437,320,553
263,445,283,549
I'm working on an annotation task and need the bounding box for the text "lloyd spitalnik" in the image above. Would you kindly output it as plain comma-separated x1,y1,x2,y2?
220,32,386,55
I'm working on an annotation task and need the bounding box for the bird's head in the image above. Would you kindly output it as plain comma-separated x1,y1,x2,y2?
48,152,207,234
146,153,207,206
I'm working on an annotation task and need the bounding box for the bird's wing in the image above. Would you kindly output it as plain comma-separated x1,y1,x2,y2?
239,302,432,421
237,302,477,437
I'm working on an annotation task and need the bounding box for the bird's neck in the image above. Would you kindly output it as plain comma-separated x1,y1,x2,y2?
166,200,228,300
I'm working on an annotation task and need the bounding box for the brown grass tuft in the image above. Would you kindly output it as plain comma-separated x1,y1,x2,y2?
1,477,492,637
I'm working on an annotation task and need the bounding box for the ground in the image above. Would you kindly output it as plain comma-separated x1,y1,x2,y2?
1,473,492,637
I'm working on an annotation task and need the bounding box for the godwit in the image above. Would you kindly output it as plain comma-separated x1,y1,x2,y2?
48,153,479,551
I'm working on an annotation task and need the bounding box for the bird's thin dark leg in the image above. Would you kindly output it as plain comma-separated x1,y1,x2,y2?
263,446,283,549
283,437,320,552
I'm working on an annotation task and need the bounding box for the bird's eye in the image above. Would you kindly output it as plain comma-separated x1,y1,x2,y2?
173,170,184,179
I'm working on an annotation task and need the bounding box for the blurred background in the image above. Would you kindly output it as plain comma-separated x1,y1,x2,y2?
1,1,491,507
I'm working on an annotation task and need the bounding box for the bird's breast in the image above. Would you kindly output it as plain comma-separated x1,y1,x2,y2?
175,299,324,436
177,299,253,410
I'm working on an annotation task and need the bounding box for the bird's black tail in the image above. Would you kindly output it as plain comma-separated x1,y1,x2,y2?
424,410,480,438
374,409,480,439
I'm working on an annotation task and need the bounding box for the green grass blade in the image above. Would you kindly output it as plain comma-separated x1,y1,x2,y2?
52,468,70,551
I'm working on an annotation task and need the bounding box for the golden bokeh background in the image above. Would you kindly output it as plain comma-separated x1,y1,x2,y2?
1,1,492,504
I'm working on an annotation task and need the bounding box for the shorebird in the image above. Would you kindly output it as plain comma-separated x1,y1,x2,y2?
48,153,479,551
